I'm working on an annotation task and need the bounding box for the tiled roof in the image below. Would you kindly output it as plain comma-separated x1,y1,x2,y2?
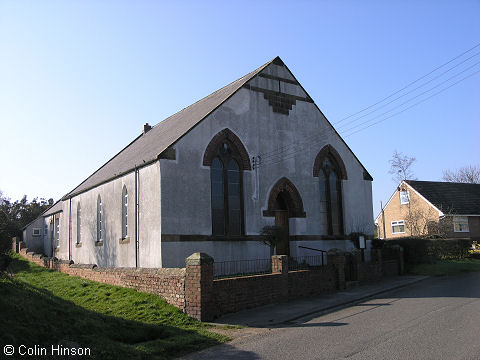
406,180,480,215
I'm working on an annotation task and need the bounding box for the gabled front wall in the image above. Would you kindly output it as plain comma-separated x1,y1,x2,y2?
160,63,374,267
22,216,47,253
376,184,439,239
54,161,162,267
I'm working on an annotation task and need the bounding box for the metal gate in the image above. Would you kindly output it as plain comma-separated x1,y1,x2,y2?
344,253,357,281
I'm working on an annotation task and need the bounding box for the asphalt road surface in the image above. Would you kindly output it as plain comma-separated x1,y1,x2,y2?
184,272,480,360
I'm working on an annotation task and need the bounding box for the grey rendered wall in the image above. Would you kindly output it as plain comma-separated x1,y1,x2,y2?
137,162,162,268
55,164,161,268
160,63,374,267
22,216,45,253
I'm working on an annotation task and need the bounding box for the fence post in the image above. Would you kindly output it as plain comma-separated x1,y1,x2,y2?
185,252,214,321
327,249,346,290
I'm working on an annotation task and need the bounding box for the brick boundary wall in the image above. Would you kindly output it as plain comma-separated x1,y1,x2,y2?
12,239,404,322
15,241,186,310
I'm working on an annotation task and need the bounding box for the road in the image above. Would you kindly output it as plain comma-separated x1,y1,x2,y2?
184,273,480,360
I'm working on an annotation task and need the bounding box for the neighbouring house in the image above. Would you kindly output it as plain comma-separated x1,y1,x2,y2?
375,180,480,240
23,56,374,268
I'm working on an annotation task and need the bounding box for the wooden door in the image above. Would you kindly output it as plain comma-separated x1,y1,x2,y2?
275,210,290,256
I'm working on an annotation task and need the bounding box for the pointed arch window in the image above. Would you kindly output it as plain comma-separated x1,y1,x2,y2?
76,202,81,244
122,186,128,239
314,146,347,236
319,157,343,235
210,142,244,236
97,195,103,242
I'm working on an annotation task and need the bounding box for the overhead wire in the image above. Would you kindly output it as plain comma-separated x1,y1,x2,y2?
333,41,480,125
335,52,480,131
255,51,480,168
341,68,480,138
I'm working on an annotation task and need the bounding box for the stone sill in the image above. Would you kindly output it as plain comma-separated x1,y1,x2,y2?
75,242,82,248
119,237,130,244
95,241,104,247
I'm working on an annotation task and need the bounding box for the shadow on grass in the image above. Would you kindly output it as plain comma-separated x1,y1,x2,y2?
0,256,223,360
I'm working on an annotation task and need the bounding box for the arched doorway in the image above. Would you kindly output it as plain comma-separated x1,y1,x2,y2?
263,178,306,256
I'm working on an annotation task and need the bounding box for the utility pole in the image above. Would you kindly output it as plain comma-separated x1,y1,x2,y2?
381,201,386,239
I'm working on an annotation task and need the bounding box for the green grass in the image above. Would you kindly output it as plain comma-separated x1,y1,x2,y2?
0,253,228,359
409,258,480,277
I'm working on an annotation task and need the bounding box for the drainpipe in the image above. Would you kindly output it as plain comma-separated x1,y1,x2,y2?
135,166,139,267
68,198,72,261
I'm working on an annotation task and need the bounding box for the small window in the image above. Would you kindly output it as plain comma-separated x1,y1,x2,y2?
122,186,128,238
77,202,81,244
44,224,48,235
400,190,410,205
97,196,103,242
391,220,405,234
453,216,469,232
55,217,60,247
32,228,41,236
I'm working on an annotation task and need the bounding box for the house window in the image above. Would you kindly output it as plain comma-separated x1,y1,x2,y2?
44,223,48,236
391,220,405,234
122,186,128,238
210,142,244,236
453,216,469,232
97,196,103,242
318,157,344,235
400,190,410,205
32,228,41,236
77,202,81,244
55,217,60,247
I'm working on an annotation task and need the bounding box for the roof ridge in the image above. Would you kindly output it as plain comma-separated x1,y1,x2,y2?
64,57,277,198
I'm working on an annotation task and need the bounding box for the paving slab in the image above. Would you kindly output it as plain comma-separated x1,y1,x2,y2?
213,275,428,327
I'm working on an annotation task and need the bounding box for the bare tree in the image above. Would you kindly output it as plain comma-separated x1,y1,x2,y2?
389,150,416,183
442,165,480,184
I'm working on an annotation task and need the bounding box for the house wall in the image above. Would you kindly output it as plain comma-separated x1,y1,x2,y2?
439,215,480,239
376,184,439,239
160,63,373,267
55,161,162,268
22,217,45,253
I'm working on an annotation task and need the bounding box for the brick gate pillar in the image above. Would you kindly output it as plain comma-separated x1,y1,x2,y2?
185,252,214,321
327,249,346,290
272,255,289,299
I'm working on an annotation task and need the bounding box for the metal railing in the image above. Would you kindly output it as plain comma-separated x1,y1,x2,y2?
214,258,272,279
289,245,328,271
289,254,327,271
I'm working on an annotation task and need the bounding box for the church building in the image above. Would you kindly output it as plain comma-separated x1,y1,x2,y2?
23,57,374,268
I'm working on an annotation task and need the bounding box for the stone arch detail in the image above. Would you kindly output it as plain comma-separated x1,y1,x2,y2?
202,128,251,170
263,177,306,218
313,145,348,180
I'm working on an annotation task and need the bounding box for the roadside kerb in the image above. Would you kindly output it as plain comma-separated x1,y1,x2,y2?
214,275,428,327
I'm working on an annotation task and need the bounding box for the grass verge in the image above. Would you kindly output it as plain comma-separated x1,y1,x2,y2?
408,258,480,277
0,253,228,359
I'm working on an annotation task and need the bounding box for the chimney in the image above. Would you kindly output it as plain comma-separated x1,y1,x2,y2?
143,123,152,135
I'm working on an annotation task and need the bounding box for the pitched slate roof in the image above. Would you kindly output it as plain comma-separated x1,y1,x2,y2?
406,180,480,215
63,58,275,199
63,56,372,199
42,200,63,216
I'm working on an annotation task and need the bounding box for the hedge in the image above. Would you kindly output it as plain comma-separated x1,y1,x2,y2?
382,238,472,264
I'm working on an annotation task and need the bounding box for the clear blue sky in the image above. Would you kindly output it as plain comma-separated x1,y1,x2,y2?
1,1,479,218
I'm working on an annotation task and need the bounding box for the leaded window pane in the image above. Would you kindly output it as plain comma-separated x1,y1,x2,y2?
211,158,225,235
227,159,241,236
